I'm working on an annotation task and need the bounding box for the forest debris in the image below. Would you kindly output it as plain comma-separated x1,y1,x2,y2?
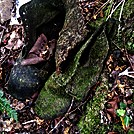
0,0,13,23
21,34,56,65
0,25,6,32
0,67,2,80
119,67,134,79
22,117,44,126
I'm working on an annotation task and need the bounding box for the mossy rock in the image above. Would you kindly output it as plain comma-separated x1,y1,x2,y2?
35,22,110,118
35,89,71,119
78,77,109,134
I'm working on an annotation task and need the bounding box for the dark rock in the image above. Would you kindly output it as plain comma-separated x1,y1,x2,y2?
19,0,65,54
8,56,55,100
8,30,56,101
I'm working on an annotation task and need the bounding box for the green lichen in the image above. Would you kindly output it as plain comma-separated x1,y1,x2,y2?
78,78,109,134
35,90,71,119
35,22,109,118
45,22,108,94
64,30,109,100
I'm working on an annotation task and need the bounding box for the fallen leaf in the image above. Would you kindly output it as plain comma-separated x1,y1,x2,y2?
21,57,45,65
21,34,56,65
64,127,70,134
117,109,126,117
108,132,118,134
107,108,116,118
29,34,47,54
124,115,131,128
36,117,44,125
108,100,118,110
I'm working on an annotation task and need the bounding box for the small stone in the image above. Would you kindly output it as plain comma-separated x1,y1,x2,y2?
8,57,55,100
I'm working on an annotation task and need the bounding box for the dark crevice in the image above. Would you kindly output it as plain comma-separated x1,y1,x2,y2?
36,12,65,41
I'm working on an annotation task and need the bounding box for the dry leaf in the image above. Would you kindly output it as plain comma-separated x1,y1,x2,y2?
64,127,70,134
21,34,56,65
100,10,104,17
108,132,118,134
21,57,45,65
108,101,118,110
36,117,44,125
107,108,116,118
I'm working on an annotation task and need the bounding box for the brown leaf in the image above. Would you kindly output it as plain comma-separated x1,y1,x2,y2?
107,92,115,99
112,96,120,102
15,102,25,110
100,10,104,18
106,113,112,121
29,34,47,54
21,34,56,65
35,117,44,125
108,132,118,134
108,101,118,110
107,108,116,118
21,57,44,65
64,127,70,134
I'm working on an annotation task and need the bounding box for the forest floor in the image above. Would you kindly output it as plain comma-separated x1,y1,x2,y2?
0,0,134,133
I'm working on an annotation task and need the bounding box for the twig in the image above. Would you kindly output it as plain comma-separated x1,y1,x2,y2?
48,116,65,134
48,82,100,133
22,119,36,125
118,0,125,32
107,0,125,20
91,0,112,21
0,28,5,44
119,67,134,79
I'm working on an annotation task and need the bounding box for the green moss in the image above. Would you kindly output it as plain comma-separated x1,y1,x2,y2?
112,123,126,133
119,0,133,19
78,79,109,134
35,22,109,118
45,24,108,95
125,28,134,53
64,29,109,100
128,129,134,134
35,89,71,119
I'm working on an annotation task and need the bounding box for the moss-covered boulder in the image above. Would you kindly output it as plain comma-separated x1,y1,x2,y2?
35,22,110,118
8,0,117,119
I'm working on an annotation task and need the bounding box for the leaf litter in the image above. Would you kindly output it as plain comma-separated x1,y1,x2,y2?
0,0,133,133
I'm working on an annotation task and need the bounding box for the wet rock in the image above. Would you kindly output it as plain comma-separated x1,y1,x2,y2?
8,34,56,100
8,57,55,100
35,22,110,118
